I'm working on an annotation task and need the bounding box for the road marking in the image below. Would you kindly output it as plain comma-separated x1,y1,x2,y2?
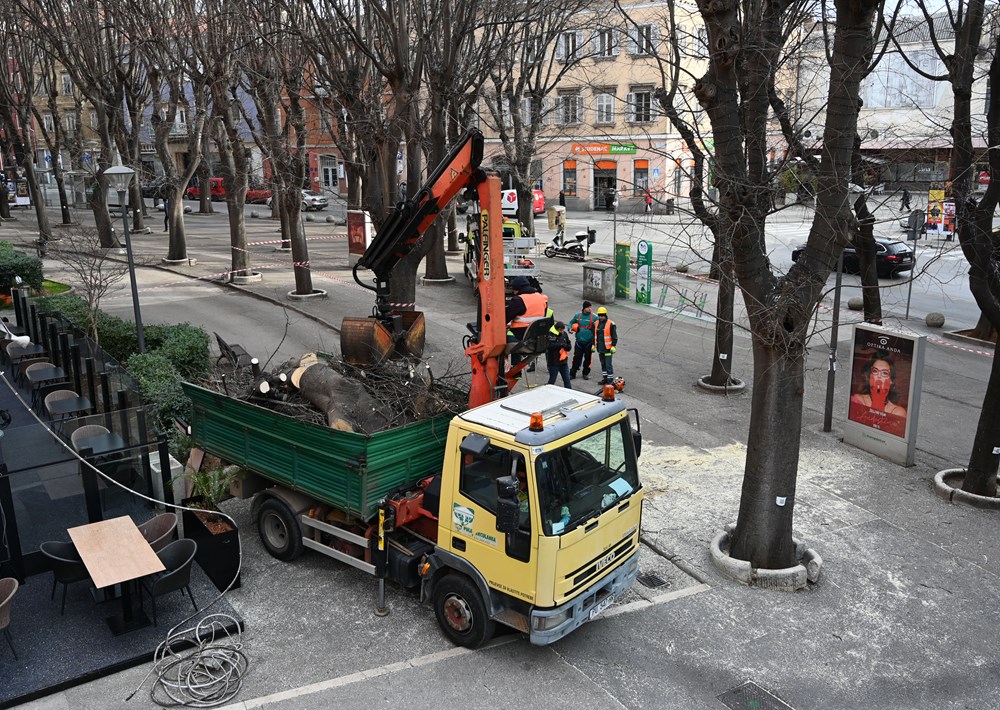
215,582,711,710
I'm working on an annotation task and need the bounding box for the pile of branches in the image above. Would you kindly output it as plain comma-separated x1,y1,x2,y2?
201,353,470,435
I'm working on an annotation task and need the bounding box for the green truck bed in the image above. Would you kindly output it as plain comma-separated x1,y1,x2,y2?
182,383,453,521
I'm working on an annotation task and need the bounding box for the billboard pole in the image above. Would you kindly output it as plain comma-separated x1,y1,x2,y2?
823,251,844,432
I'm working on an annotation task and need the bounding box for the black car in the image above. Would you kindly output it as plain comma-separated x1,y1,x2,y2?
791,238,914,278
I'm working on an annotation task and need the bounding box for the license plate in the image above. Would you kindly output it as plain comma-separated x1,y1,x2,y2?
589,594,615,621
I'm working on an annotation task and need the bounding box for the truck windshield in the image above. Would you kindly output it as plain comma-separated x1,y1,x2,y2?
534,419,639,536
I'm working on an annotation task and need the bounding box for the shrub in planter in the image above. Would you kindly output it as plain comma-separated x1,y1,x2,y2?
175,467,242,592
145,323,210,379
0,242,43,296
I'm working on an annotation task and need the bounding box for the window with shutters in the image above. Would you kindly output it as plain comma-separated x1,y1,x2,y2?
593,29,618,60
42,114,54,132
595,92,615,125
90,110,98,129
627,88,655,123
556,31,584,62
64,113,77,134
526,38,544,65
555,92,583,125
61,73,73,96
629,24,657,56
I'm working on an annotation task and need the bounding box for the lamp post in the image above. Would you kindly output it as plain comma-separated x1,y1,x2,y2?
104,165,145,353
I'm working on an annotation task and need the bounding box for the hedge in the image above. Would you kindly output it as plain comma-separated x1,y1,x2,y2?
33,295,210,431
0,241,44,296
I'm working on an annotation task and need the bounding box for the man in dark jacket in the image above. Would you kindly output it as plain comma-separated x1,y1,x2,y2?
546,322,572,388
568,301,597,380
592,307,618,384
506,276,549,373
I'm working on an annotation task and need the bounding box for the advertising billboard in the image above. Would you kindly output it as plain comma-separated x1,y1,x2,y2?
844,324,926,466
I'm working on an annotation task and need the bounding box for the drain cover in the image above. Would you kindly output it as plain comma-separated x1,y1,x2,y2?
637,573,668,589
717,681,795,710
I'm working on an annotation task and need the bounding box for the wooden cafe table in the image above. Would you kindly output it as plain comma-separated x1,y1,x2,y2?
68,516,165,635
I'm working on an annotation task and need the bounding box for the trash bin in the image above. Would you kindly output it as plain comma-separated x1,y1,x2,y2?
583,263,616,305
546,205,566,231
664,198,675,215
906,209,925,241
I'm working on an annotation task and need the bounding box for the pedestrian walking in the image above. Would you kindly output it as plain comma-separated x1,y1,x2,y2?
900,189,911,211
546,321,572,388
568,301,597,380
644,188,653,213
558,190,566,207
163,196,170,232
592,307,618,384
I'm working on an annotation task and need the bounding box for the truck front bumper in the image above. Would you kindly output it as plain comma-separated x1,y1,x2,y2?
528,550,640,645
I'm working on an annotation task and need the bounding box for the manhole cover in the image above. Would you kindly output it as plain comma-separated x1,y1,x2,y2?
717,681,795,710
637,573,668,589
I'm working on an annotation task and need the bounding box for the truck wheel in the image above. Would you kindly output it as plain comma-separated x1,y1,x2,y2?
257,498,304,561
433,574,495,649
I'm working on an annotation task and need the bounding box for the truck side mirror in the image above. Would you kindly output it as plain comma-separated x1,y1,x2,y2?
495,474,519,534
632,428,642,458
460,433,491,457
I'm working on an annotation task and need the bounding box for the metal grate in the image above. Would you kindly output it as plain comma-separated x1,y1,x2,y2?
637,573,668,589
717,681,795,710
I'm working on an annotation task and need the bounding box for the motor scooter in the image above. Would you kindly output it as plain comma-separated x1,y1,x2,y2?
543,227,596,261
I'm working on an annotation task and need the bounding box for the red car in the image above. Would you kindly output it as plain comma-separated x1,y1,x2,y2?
185,177,226,201
246,186,272,204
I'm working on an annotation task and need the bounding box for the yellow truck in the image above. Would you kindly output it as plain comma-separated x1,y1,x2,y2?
186,128,643,648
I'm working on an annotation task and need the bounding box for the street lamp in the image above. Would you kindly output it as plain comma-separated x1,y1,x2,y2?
104,164,146,353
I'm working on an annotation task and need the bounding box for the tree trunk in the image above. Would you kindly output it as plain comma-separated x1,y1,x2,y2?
963,349,1000,496
283,189,313,295
967,314,997,342
54,169,73,225
90,182,119,249
707,253,736,386
166,184,188,261
852,195,882,324
729,343,802,568
23,160,52,241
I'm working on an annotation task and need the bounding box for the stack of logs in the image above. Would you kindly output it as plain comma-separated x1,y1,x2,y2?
208,352,468,434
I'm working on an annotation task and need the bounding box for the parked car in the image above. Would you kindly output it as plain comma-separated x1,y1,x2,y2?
141,176,169,199
186,177,226,201
246,186,273,204
791,238,914,278
266,189,329,211
501,189,545,217
302,190,328,211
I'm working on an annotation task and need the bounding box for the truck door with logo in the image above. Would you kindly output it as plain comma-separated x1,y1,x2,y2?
449,437,536,604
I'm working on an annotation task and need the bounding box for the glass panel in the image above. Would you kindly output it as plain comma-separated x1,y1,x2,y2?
534,420,639,536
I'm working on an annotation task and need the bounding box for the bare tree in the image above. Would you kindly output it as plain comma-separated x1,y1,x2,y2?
691,0,879,568
483,0,606,235
907,0,1000,497
45,227,129,343
0,24,53,241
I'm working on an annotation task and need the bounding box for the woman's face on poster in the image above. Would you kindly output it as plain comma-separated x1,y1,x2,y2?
869,359,892,397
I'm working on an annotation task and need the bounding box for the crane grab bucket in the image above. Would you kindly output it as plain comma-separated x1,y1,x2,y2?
340,310,426,365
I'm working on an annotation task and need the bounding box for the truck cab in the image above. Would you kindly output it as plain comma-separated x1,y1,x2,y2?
425,385,642,647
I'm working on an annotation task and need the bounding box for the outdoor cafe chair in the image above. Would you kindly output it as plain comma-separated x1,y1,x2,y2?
24,362,61,406
140,539,198,626
71,424,111,452
45,389,79,421
39,541,90,616
0,577,18,659
137,513,178,553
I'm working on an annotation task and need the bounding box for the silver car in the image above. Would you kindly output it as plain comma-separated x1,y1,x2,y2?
302,190,328,211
